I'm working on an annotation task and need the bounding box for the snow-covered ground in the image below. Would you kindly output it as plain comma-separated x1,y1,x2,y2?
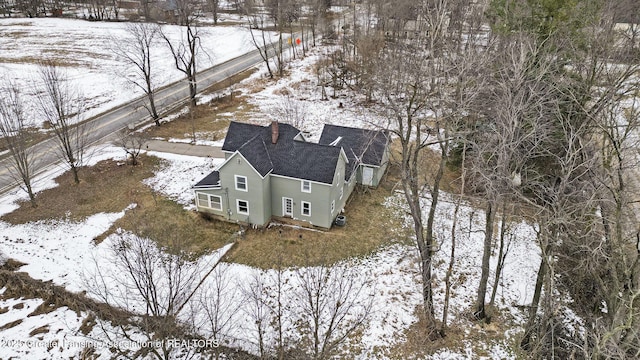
240,48,388,141
0,20,543,359
0,17,271,128
0,146,540,359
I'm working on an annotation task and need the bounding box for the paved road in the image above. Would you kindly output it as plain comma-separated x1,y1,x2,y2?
0,46,274,196
144,140,224,158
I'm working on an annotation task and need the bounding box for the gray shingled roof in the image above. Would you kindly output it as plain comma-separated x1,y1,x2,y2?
237,135,273,177
221,121,342,184
194,170,220,188
319,124,389,167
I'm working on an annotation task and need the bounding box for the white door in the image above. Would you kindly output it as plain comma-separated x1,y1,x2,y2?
283,197,293,217
362,167,374,186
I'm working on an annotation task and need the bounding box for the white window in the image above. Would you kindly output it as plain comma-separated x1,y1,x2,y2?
339,187,344,199
331,200,335,213
301,180,311,193
235,175,247,191
301,201,311,216
237,199,249,215
197,193,222,211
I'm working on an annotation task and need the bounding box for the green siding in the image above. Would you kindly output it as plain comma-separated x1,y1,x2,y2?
213,152,271,226
355,143,390,187
373,145,390,186
270,176,333,228
196,142,388,228
332,155,349,217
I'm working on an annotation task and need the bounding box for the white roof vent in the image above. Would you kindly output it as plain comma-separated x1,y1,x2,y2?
329,136,343,146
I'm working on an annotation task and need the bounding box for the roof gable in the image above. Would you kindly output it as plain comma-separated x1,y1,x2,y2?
221,121,342,184
319,124,389,166
237,135,273,177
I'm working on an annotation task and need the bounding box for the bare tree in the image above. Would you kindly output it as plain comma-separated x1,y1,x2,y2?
467,33,558,321
518,120,599,356
248,14,284,79
375,41,439,331
441,136,468,334
374,0,488,334
295,262,372,360
489,203,514,307
233,0,254,15
139,0,153,20
0,0,12,17
112,22,162,126
37,62,90,184
209,0,220,24
86,230,217,360
161,0,204,108
114,128,148,166
273,94,307,129
192,264,239,360
504,4,640,355
0,83,39,207
242,270,273,359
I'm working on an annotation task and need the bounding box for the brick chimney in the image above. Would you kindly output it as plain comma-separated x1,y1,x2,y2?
271,120,279,144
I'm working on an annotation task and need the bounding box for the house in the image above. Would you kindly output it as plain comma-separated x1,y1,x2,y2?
192,121,390,229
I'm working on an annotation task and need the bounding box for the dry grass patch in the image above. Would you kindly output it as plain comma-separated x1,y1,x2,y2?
1,155,160,224
145,94,257,142
0,258,26,272
0,319,22,330
2,151,235,255
79,314,96,335
202,68,258,95
386,309,463,359
387,140,461,196
226,170,404,268
30,300,59,317
388,306,518,359
104,197,237,256
29,325,49,336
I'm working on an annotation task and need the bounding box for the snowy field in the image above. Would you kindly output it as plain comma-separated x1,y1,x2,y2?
0,20,542,359
0,17,271,127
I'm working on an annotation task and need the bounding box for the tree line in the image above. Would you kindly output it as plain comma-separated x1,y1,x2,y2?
326,0,640,358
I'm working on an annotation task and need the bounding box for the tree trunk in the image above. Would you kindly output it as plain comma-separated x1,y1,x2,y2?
490,202,510,306
521,239,550,350
26,184,37,208
423,136,447,334
147,92,160,125
188,75,197,107
71,164,80,184
476,200,495,320
442,143,466,335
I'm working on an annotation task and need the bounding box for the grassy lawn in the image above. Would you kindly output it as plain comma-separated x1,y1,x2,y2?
3,148,401,266
226,165,409,268
103,197,237,256
2,154,236,255
144,69,259,142
2,155,161,224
